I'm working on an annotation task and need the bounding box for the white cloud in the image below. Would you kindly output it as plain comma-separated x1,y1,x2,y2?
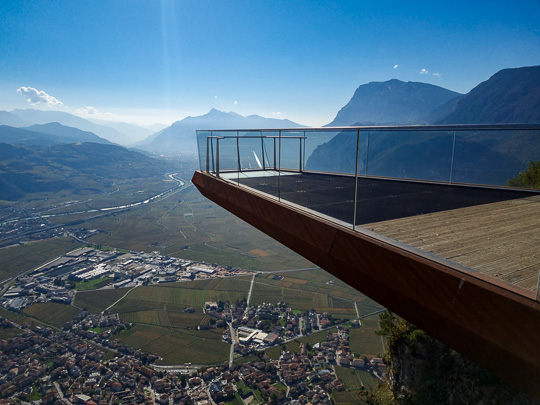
432,72,442,78
214,95,218,99
75,106,98,115
393,64,398,69
272,111,282,116
234,100,238,105
74,106,117,121
420,68,429,74
17,86,63,107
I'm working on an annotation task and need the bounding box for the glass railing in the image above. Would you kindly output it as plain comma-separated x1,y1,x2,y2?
198,125,540,186
197,125,540,299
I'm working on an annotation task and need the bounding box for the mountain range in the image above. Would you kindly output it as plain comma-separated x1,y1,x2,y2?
0,122,113,147
0,142,172,201
1,65,538,154
137,108,303,155
435,65,540,124
0,65,537,199
306,65,540,186
0,109,154,145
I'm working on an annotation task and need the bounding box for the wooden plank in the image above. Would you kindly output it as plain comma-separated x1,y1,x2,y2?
366,196,540,290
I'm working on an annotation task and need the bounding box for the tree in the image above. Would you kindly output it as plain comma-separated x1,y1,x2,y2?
507,161,540,189
376,311,395,337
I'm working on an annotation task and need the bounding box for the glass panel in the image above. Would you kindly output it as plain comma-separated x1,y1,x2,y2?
279,131,303,171
262,132,279,171
304,129,357,175
196,130,213,171
238,131,264,171
366,130,454,182
214,132,238,174
452,129,540,187
267,129,357,225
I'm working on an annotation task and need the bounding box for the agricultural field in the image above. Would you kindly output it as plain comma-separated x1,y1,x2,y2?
333,365,377,404
22,302,81,329
75,277,114,291
81,186,313,271
0,237,81,282
349,320,385,358
108,282,249,314
120,309,206,329
75,279,247,365
0,307,36,339
74,287,132,313
114,324,230,365
332,389,367,405
0,326,23,340
168,276,253,293
335,366,377,391
56,262,387,367
255,270,365,300
250,270,382,319
233,354,260,367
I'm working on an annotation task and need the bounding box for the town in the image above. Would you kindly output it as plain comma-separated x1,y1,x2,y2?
0,297,385,405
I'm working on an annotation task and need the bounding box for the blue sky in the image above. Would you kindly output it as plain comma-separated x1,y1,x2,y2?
1,0,539,126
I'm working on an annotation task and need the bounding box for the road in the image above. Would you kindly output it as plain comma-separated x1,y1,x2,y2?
228,318,237,369
359,308,387,319
245,273,256,308
354,301,361,322
105,285,139,311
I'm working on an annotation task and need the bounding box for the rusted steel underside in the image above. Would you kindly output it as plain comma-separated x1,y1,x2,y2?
192,170,540,398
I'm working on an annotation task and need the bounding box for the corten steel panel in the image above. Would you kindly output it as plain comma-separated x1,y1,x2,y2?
193,171,540,398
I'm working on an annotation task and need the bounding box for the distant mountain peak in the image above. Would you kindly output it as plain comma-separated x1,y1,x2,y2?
205,108,242,118
137,110,304,154
328,79,461,126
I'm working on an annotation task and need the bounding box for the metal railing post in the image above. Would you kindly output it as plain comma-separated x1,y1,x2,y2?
210,136,215,173
365,130,370,176
236,132,241,173
273,138,277,170
216,138,220,177
303,133,306,172
206,136,210,173
299,134,303,172
450,131,456,184
353,129,360,230
261,135,266,170
278,130,282,202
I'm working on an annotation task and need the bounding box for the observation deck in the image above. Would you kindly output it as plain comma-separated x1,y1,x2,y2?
192,125,540,398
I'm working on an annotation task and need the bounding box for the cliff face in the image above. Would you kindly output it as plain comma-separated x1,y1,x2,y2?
378,313,538,405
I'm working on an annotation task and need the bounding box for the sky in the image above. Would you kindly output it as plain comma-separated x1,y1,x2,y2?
1,0,539,127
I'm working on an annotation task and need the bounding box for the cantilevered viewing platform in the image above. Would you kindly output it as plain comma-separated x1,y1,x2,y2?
230,171,540,293
192,125,540,398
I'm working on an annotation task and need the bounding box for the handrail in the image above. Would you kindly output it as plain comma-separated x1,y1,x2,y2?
199,123,540,132
206,135,307,139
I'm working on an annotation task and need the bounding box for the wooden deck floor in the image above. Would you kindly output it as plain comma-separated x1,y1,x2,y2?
363,194,540,292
